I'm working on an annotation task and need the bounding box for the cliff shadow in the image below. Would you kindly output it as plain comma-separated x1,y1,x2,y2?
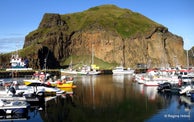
38,46,60,69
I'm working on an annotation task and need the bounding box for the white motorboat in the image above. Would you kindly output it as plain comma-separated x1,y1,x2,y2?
0,84,45,104
23,79,65,95
77,65,101,75
112,66,134,75
61,69,78,75
88,70,101,75
179,81,194,95
0,99,30,115
178,69,194,83
60,65,78,75
179,85,194,95
0,79,4,86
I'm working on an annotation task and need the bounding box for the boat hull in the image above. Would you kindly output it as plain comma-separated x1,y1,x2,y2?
51,81,75,88
23,79,40,86
6,68,32,71
0,100,30,115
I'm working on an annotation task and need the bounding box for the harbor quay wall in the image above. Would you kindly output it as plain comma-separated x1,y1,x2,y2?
0,69,61,78
0,69,147,78
0,69,112,78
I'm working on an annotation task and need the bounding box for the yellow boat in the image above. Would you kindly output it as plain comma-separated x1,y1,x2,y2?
23,78,76,90
23,79,41,86
50,81,76,89
59,87,73,93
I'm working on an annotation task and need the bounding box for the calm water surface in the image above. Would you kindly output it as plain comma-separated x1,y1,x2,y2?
1,75,194,122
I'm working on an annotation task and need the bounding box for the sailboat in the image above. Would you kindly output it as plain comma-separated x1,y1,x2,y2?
87,43,101,75
61,57,78,75
74,42,101,75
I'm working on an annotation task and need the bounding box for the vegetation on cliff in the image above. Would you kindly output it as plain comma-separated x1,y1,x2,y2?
1,4,192,70
61,5,161,38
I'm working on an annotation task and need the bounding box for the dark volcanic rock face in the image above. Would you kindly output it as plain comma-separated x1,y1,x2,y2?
19,5,189,69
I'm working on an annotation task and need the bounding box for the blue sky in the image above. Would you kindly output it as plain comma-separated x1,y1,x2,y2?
0,0,194,53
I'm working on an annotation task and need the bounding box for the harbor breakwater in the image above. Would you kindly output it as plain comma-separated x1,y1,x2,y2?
0,69,61,78
0,68,147,78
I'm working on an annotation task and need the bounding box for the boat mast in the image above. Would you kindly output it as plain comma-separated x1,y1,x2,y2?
186,50,189,70
122,38,125,67
92,43,94,65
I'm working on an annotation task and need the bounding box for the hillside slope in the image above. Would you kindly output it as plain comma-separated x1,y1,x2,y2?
3,5,188,69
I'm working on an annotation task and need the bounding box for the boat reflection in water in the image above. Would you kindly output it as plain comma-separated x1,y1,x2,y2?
36,75,160,122
36,75,194,122
2,75,194,121
0,113,30,121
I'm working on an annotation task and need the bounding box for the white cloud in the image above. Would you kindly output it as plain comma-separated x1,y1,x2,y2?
0,37,24,53
183,37,194,50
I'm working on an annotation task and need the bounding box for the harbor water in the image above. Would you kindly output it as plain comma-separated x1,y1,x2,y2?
1,74,194,122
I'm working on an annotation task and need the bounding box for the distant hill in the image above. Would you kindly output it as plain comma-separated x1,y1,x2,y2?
1,4,193,69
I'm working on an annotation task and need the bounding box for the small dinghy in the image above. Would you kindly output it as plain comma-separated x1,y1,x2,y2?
0,99,30,115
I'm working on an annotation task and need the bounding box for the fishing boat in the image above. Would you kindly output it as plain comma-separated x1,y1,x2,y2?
6,54,32,71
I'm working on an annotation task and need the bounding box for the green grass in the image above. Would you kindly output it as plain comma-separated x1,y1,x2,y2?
60,55,117,70
2,4,164,69
25,4,161,47
61,4,161,38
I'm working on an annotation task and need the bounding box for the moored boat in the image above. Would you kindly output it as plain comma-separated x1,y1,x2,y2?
60,69,78,75
0,99,30,115
6,54,32,71
157,82,181,94
23,79,64,95
54,81,75,89
112,66,134,75
179,81,194,95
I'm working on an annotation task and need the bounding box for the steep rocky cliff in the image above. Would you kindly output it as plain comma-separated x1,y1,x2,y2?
18,5,190,69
